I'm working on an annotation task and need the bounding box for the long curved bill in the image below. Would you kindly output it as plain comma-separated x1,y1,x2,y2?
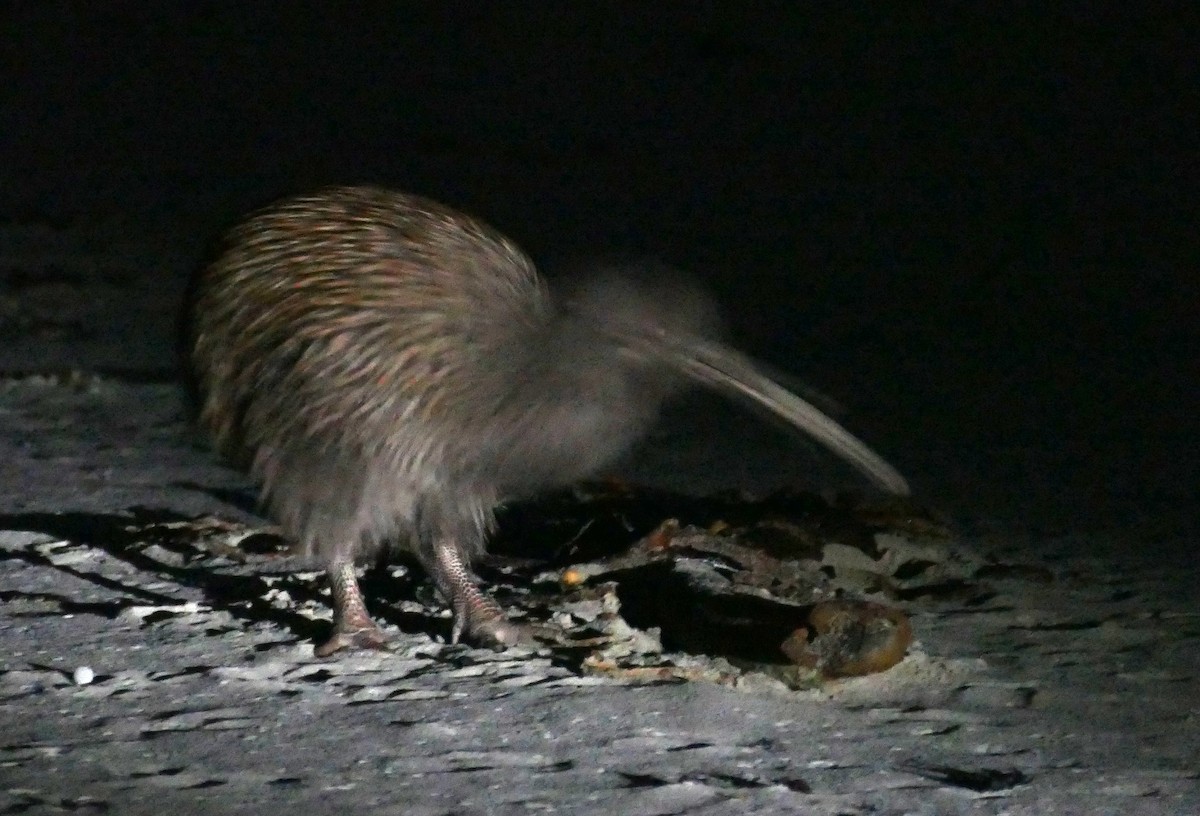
654,335,910,495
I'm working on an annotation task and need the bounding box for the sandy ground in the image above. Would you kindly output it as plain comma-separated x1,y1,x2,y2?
0,237,1196,816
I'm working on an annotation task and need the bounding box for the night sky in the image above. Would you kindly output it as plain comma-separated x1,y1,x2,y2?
2,4,1195,532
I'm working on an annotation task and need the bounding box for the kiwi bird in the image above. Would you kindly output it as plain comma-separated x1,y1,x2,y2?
186,185,908,656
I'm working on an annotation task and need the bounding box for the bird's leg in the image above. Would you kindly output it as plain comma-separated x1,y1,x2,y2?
314,559,390,657
428,536,527,649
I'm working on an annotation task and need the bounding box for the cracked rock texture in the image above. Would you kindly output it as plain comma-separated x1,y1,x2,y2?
0,373,1197,815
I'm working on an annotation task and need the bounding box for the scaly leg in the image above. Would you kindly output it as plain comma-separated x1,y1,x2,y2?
314,560,390,657
428,537,527,649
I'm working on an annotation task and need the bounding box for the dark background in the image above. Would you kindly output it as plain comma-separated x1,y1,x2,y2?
1,4,1195,536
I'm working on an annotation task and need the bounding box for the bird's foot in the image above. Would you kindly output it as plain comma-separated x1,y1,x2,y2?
314,621,390,658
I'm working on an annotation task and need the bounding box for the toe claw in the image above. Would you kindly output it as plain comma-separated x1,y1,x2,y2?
466,616,532,650
314,625,390,658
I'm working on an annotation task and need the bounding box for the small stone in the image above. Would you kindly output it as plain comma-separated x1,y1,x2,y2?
73,666,95,685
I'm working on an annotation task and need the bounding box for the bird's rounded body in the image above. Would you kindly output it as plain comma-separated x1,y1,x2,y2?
186,185,908,654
